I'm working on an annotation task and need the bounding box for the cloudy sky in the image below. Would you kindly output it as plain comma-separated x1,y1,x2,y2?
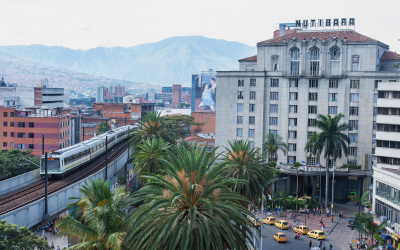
1,0,399,52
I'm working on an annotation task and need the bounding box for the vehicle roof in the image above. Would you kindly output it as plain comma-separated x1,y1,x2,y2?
312,230,324,233
297,225,308,227
277,220,288,222
276,232,286,235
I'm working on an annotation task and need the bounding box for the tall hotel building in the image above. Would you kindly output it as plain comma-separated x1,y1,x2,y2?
216,28,400,200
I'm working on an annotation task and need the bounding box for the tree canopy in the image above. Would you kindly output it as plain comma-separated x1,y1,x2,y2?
163,114,204,139
0,220,51,250
97,121,111,134
0,149,40,181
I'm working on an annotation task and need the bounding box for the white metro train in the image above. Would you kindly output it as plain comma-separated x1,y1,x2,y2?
40,125,135,178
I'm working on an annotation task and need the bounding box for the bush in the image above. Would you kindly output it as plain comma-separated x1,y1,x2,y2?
341,164,361,169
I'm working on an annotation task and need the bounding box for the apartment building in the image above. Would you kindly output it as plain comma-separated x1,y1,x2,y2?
0,107,70,157
0,86,66,108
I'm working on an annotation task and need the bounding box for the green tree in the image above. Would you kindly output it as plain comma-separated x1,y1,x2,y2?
176,139,193,151
291,161,304,215
157,103,165,107
306,114,352,209
263,133,287,162
163,115,204,139
97,121,111,134
0,220,50,250
124,145,256,250
132,138,170,176
56,178,130,250
222,140,273,206
130,112,176,150
0,149,40,181
350,212,387,250
348,190,371,212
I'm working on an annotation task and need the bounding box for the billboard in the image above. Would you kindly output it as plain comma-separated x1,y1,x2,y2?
191,71,217,112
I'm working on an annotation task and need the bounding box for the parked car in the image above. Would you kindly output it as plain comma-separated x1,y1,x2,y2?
348,217,358,227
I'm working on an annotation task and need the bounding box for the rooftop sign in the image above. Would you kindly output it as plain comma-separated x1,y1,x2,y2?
295,18,355,29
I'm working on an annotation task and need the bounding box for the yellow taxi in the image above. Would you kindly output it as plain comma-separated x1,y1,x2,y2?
307,230,326,240
293,225,309,234
249,217,259,226
273,232,287,243
298,196,312,201
274,220,289,230
262,216,276,225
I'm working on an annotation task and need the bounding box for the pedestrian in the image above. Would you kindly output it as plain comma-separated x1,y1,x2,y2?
49,227,52,235
329,243,333,249
42,229,45,237
308,209,310,218
341,211,344,218
51,242,55,249
301,221,304,226
321,222,324,231
319,241,322,248
309,240,313,249
331,215,334,222
62,232,65,240
55,228,58,235
322,242,326,250
44,236,48,241
57,247,60,250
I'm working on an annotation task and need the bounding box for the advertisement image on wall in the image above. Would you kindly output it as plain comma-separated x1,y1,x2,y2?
192,70,216,113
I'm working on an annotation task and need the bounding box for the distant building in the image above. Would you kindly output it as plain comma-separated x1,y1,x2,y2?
0,107,71,157
70,116,81,146
0,86,66,108
172,85,182,108
123,95,140,104
96,86,126,103
93,102,141,120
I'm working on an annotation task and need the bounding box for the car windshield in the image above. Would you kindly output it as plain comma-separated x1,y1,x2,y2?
279,235,285,238
303,227,308,229
282,222,288,225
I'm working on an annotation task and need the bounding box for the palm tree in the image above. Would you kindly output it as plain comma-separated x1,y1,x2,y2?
306,114,352,209
263,133,287,162
132,138,170,176
130,112,176,150
221,140,273,206
124,144,257,250
348,190,371,212
350,212,387,250
292,161,303,215
56,178,130,250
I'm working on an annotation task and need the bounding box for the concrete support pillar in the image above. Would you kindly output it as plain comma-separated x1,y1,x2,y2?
287,175,291,196
312,176,317,200
344,177,348,203
358,177,363,196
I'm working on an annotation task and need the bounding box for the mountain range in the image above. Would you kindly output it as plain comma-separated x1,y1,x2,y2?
0,36,256,87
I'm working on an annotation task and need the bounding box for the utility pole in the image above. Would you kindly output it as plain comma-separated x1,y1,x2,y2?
82,126,85,141
331,167,335,221
43,152,49,220
105,136,108,180
42,135,44,155
125,117,126,126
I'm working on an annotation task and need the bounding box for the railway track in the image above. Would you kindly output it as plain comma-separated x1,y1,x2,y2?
0,139,130,216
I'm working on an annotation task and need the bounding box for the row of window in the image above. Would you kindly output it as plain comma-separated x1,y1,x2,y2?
378,91,400,99
377,156,400,166
237,116,255,125
2,142,33,149
60,120,70,128
376,140,400,149
377,108,400,116
237,91,256,100
238,79,257,87
60,130,70,139
377,124,400,133
237,104,256,112
236,128,255,137
2,132,35,138
3,112,15,117
3,122,34,127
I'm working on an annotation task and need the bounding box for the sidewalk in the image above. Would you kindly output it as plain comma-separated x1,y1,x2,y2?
35,231,70,249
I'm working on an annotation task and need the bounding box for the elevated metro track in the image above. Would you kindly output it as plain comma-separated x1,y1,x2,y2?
0,139,130,216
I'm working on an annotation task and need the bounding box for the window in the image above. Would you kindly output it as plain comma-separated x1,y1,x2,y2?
350,93,359,102
250,79,256,87
272,56,279,71
350,80,360,89
18,122,25,127
352,56,360,71
237,116,243,124
288,156,297,162
269,130,278,136
270,117,278,126
10,112,14,117
349,120,358,130
328,93,338,102
270,79,279,87
289,92,298,101
350,107,359,116
290,48,300,75
309,79,318,88
290,79,298,88
28,144,34,149
17,144,25,149
309,93,318,101
289,118,297,126
289,105,298,113
237,91,244,99
3,112,7,117
374,80,382,89
238,79,244,87
308,106,317,114
10,142,14,147
307,157,316,165
348,160,357,165
29,122,34,128
330,47,340,75
288,131,297,139
308,119,316,127
3,132,7,137
374,94,378,103
373,123,377,131
28,133,34,138
270,105,278,113
245,66,253,71
3,142,7,147
249,129,255,137
270,92,279,100
389,80,398,82
349,147,357,156
249,116,255,124
250,91,256,100
3,122,7,126
10,132,14,137
349,133,358,143
18,133,25,138
288,143,297,151
249,104,255,112
10,122,14,127
329,79,338,88
237,128,243,137
310,48,320,75
328,106,337,115
237,103,243,112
